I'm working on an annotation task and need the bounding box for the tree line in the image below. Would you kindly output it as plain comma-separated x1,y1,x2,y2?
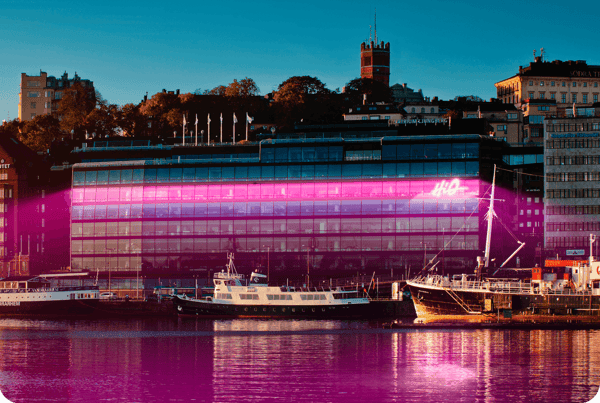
1,76,393,152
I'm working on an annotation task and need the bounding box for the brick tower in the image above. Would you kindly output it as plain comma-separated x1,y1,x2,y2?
360,15,390,86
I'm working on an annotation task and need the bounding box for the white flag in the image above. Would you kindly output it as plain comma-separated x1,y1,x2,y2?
246,113,253,123
183,114,187,126
207,114,211,124
220,113,223,123
195,114,198,125
233,113,238,124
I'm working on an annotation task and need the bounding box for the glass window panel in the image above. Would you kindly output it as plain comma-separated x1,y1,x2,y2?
302,165,314,178
118,222,130,236
106,222,118,237
248,166,261,180
287,201,300,216
84,188,96,202
72,223,83,238
301,201,313,216
94,239,106,255
234,202,247,217
182,168,195,182
300,219,313,234
85,171,97,185
106,205,118,219
155,203,168,218
410,181,424,198
261,165,274,179
181,203,194,217
452,162,466,176
288,165,301,178
274,165,288,179
130,222,142,236
194,203,208,219
208,184,221,200
259,219,273,234
195,167,208,182
81,222,94,237
362,200,381,214
107,187,120,201
261,202,273,216
289,147,301,162
396,199,409,214
328,146,343,161
438,199,451,213
260,183,274,199
314,218,327,234
411,162,424,177
131,187,143,201
275,148,288,162
169,168,182,182
144,168,157,183
382,217,395,233
342,164,361,178
465,161,479,176
342,182,361,198
383,163,396,178
261,148,274,163
168,203,181,218
234,184,247,199
409,199,423,214
287,219,300,234
382,200,395,214
314,201,327,215
363,236,381,251
451,199,465,213
452,143,466,159
221,202,233,216
438,143,452,159
168,186,182,200
234,220,246,235
423,199,437,214
130,204,142,218
132,169,144,183
327,218,340,233
206,202,219,217
119,187,132,202
143,204,155,218
411,144,424,160
438,162,452,177
362,163,382,177
274,219,286,234
328,200,340,215
465,143,479,158
73,171,85,186
143,186,156,201
341,218,360,233
315,147,328,161
156,168,170,183
181,238,194,252
119,204,130,219
246,237,259,252
301,183,315,198
341,200,361,214
154,221,167,236
396,145,410,159
328,164,341,178
155,239,168,253
340,236,359,251
92,205,105,219
142,222,155,237
423,162,437,177
397,163,409,177
72,188,84,203
363,218,381,233
466,198,479,213
168,221,181,236
247,183,260,198
248,201,261,216
109,170,121,184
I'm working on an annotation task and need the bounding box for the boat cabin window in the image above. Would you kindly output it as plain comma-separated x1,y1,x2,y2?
333,292,359,299
300,294,326,301
267,294,292,301
215,280,222,285
239,294,259,300
215,293,232,300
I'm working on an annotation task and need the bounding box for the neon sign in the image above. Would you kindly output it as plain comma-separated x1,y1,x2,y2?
430,179,469,198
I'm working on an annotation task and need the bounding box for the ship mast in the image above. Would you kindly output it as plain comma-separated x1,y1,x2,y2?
484,165,496,268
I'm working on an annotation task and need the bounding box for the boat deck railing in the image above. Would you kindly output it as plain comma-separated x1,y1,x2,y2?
0,286,100,293
409,275,592,296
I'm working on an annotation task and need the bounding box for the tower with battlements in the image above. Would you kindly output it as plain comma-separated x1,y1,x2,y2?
360,16,390,86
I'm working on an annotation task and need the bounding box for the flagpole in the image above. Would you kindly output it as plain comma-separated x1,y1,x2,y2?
220,113,223,143
233,113,237,145
195,114,198,146
183,114,186,146
245,113,248,141
207,114,211,145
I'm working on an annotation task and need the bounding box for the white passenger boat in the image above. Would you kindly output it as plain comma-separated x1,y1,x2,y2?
0,275,99,316
172,253,373,318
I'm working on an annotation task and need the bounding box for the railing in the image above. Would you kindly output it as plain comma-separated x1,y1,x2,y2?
408,275,592,296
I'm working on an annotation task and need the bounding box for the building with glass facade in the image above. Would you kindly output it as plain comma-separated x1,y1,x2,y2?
69,129,508,283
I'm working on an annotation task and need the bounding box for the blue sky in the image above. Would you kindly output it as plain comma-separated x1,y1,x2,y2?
2,0,600,122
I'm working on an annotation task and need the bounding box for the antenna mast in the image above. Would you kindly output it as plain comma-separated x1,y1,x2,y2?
374,9,377,43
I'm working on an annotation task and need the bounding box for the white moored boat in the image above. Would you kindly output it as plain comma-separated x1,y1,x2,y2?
172,253,373,319
0,274,99,316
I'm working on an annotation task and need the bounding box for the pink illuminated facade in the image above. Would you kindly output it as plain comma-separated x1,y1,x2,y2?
69,133,503,282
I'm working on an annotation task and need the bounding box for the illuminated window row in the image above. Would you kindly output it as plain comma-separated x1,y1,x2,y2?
71,234,479,258
72,179,480,203
72,199,480,220
71,217,479,238
73,162,480,186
